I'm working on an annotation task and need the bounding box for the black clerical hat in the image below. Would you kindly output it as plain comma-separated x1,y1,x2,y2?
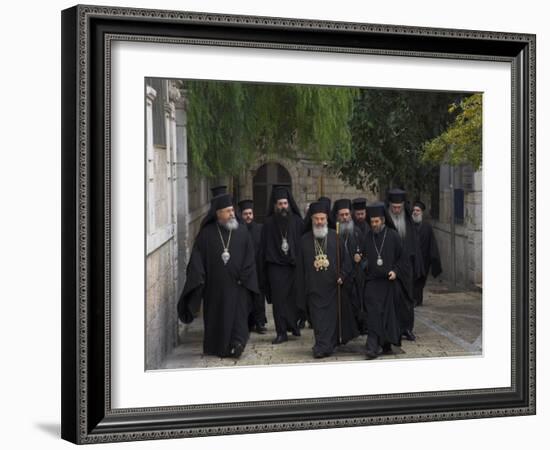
352,197,367,210
211,193,233,211
366,202,386,218
272,185,290,201
210,185,228,197
317,196,332,210
387,188,407,204
333,198,351,212
238,199,254,211
413,200,426,210
308,201,329,216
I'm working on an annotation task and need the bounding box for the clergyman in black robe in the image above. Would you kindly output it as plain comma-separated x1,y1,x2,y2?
238,199,267,333
352,197,369,235
259,186,304,344
362,202,404,359
387,188,425,341
177,193,259,358
411,201,442,306
296,201,357,358
332,198,367,336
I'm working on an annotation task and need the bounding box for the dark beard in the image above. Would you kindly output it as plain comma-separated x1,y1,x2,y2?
274,208,291,234
275,207,290,220
278,207,290,217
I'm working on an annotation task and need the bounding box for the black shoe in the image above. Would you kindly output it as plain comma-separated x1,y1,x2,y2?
313,349,332,359
291,327,301,337
229,342,244,358
381,343,394,355
402,330,416,341
254,324,267,334
271,334,288,345
297,318,306,329
365,350,379,360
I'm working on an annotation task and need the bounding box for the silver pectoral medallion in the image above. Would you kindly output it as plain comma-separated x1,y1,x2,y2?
281,237,289,255
221,249,231,265
377,257,383,266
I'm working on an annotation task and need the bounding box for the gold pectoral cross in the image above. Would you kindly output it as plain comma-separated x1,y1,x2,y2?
313,254,330,271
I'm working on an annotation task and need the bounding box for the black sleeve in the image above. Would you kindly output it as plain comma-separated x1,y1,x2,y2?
258,223,270,302
239,231,260,295
177,231,206,324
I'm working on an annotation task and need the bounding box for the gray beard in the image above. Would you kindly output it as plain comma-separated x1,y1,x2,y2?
390,211,407,239
339,221,354,235
313,224,328,239
412,213,423,224
221,218,239,231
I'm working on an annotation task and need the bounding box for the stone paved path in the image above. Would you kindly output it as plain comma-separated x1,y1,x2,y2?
160,280,482,370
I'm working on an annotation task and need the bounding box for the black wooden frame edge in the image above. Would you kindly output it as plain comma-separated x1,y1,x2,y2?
61,5,79,444
61,4,536,445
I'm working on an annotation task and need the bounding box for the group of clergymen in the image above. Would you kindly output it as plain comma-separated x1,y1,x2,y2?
177,184,442,360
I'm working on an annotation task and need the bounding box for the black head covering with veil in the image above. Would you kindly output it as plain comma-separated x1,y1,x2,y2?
266,185,302,219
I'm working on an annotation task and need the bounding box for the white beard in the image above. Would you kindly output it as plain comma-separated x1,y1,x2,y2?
390,211,407,239
339,220,354,235
412,213,423,224
221,218,239,231
313,224,328,239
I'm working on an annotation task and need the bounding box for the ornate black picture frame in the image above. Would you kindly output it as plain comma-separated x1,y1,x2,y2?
61,4,536,444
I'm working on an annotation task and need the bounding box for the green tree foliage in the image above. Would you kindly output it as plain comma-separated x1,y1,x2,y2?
184,80,358,178
335,89,461,195
421,93,482,170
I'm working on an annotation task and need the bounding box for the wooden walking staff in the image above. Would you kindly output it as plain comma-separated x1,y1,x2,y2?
336,222,342,345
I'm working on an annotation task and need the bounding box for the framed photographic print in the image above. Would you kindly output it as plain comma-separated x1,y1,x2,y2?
61,4,536,444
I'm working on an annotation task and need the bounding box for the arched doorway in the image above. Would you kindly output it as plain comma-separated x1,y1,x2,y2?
253,163,292,223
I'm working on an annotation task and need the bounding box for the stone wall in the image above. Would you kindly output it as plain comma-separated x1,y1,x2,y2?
434,168,482,289
145,79,182,370
146,240,178,370
433,222,470,288
239,155,379,215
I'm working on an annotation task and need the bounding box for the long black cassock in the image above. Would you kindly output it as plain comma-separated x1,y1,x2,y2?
362,226,405,347
246,221,267,328
395,215,425,332
413,221,442,306
339,227,366,337
259,212,304,336
296,229,358,354
177,222,259,357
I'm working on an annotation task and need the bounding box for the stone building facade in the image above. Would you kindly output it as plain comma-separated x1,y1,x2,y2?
237,156,378,223
431,164,482,289
145,79,178,370
145,78,211,369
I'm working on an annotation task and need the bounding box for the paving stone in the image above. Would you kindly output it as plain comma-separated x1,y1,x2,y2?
159,280,482,370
